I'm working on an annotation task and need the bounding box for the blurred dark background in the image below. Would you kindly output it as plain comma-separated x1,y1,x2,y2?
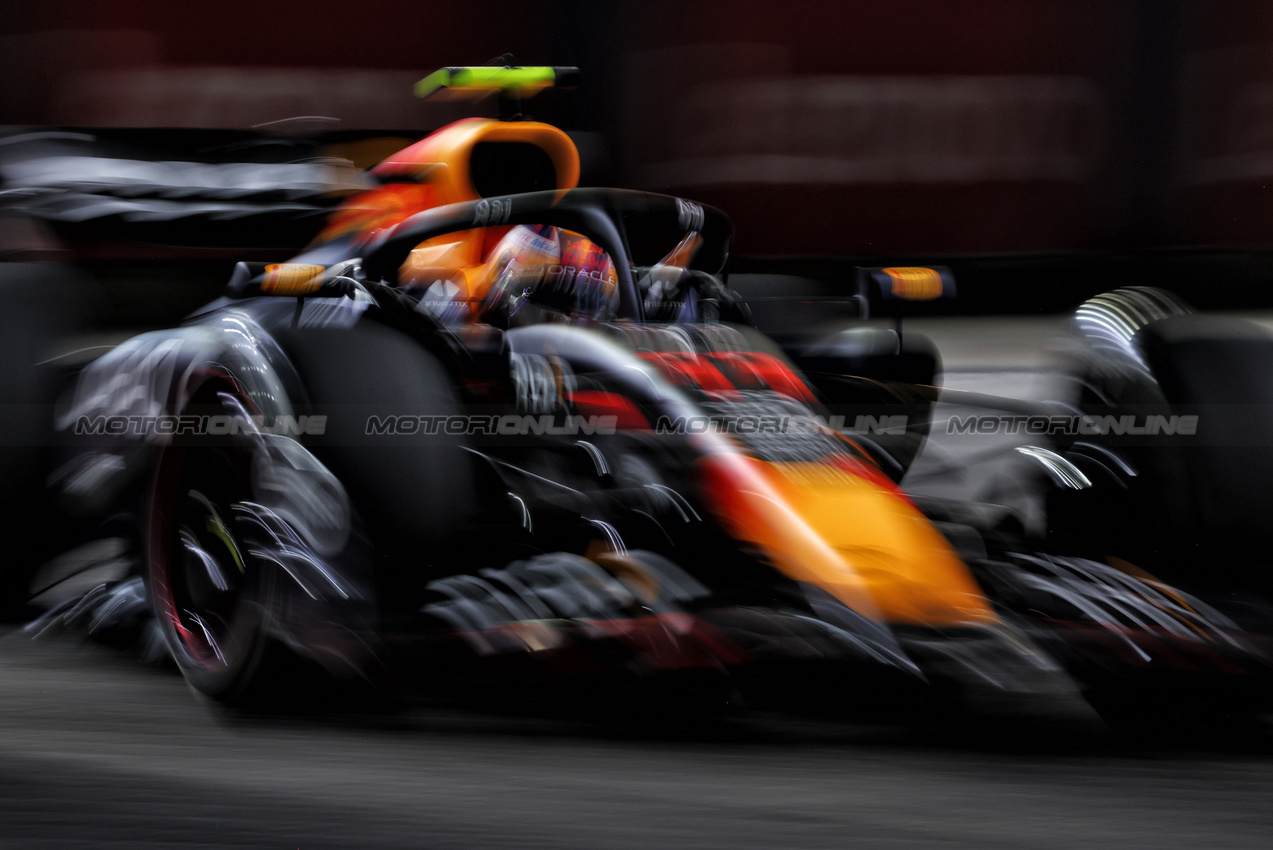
4,0,1273,314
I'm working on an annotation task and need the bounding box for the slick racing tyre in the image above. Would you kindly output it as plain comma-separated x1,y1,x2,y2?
272,322,478,554
148,320,481,705
271,320,488,621
1055,300,1273,586
1047,288,1197,568
1135,314,1273,586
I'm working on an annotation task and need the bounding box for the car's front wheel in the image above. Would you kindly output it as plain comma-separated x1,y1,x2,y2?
146,379,290,705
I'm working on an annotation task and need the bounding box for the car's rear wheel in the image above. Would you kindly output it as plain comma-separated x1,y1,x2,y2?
0,264,96,620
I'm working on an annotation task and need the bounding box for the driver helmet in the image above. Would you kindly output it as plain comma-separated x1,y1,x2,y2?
481,225,619,326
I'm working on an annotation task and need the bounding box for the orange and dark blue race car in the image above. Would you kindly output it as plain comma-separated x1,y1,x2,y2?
35,65,1273,729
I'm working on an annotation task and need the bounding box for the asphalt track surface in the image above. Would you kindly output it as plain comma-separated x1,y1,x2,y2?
6,629,1273,850
6,315,1273,849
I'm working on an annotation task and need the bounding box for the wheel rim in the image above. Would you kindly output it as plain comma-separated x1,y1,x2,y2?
170,457,253,667
149,384,262,676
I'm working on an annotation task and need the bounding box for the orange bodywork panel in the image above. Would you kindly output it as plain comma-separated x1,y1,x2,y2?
378,118,580,205
396,230,513,318
316,118,580,250
318,182,444,245
697,451,999,628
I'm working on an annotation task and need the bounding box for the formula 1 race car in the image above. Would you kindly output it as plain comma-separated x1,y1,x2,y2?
38,66,1273,726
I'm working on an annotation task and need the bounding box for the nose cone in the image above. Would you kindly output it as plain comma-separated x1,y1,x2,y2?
698,452,998,628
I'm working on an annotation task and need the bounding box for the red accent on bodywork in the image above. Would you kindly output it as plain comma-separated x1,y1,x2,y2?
705,351,817,401
455,613,749,674
580,612,750,669
567,391,651,430
637,351,735,391
1037,619,1253,674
